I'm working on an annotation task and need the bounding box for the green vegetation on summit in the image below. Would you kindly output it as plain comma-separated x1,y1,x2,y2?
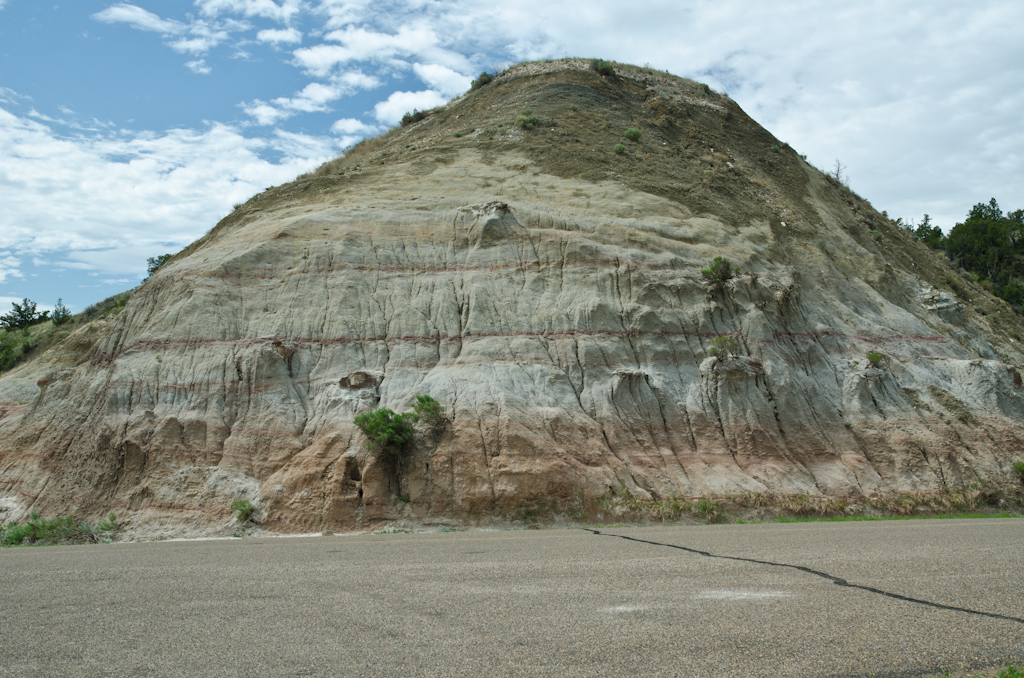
900,199,1024,311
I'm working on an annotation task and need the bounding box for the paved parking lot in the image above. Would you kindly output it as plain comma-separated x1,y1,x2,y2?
1,519,1022,677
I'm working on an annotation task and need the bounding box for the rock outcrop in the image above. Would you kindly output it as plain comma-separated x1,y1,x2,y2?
2,60,1022,535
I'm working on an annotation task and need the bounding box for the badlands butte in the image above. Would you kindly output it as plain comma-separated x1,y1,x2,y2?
2,59,1024,537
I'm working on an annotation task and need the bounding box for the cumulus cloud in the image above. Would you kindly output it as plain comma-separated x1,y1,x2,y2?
315,0,374,30
330,118,378,135
412,63,471,97
243,81,341,125
293,25,469,77
257,27,303,44
373,90,447,126
185,59,212,74
241,71,380,125
0,104,337,275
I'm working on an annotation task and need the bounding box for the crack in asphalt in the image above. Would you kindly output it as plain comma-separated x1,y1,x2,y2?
582,528,1024,625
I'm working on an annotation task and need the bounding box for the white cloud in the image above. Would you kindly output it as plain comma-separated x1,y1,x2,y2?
0,104,337,275
373,90,446,126
0,88,29,105
412,63,470,97
197,0,303,24
330,118,377,135
0,253,22,284
290,44,354,78
293,25,469,77
329,119,381,151
241,72,379,125
93,5,249,56
168,24,231,54
335,70,380,90
315,0,374,30
257,27,303,44
243,102,285,126
269,129,337,159
281,82,340,111
92,4,186,34
0,297,22,309
185,59,212,74
243,82,341,125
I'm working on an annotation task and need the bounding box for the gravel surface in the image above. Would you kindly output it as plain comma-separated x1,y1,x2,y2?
1,519,1022,677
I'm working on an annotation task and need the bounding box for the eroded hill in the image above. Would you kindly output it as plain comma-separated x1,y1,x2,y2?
2,59,1022,537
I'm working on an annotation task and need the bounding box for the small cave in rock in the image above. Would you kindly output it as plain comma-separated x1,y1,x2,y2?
340,371,375,389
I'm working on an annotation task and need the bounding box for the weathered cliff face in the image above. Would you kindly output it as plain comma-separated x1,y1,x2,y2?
1,60,1022,535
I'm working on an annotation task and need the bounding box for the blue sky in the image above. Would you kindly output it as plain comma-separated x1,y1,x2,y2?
1,0,1023,313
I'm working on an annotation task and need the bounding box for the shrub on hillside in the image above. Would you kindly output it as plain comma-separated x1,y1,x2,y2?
700,256,739,288
866,351,886,368
400,109,428,127
624,128,642,141
470,71,493,90
354,395,448,483
1014,461,1024,484
232,498,256,523
612,144,626,155
413,394,444,424
354,408,417,474
145,254,173,280
51,298,71,326
708,336,741,360
0,330,35,373
590,59,614,76
515,109,539,129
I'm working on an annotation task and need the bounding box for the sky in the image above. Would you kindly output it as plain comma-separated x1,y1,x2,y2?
1,1,1022,313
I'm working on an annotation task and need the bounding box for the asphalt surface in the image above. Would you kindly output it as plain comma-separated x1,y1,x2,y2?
1,519,1022,677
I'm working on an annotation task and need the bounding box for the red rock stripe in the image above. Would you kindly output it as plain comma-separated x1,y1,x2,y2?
99,327,947,363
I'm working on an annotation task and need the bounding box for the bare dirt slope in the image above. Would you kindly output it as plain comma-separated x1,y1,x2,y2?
1,59,1022,536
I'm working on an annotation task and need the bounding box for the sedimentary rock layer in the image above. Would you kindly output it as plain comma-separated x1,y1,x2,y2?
1,61,1021,534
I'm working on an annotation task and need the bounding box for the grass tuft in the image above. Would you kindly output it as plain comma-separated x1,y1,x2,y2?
1,510,120,546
